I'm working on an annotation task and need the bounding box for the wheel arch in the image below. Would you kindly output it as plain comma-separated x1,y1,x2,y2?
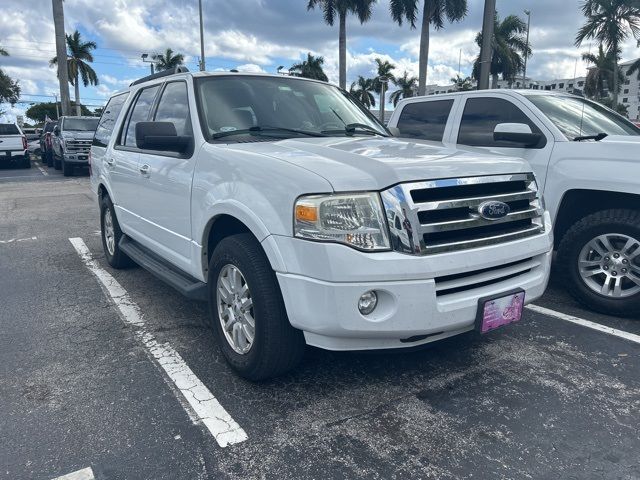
554,189,640,248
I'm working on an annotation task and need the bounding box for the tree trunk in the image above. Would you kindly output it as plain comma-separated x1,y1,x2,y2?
612,41,619,107
52,0,71,116
74,74,81,116
417,3,431,96
339,12,346,89
491,74,499,89
380,81,386,123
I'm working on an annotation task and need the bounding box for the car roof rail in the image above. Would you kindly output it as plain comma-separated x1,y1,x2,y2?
130,66,190,87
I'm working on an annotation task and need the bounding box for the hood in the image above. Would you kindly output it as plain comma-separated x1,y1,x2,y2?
227,137,531,191
600,135,640,144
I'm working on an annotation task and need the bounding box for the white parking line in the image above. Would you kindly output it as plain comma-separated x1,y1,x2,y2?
527,304,640,345
35,161,49,176
69,237,248,448
51,467,94,480
0,236,37,244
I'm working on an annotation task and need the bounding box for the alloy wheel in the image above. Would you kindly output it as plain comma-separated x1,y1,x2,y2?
216,264,255,355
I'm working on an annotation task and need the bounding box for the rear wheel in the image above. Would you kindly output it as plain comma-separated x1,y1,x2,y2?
558,209,640,317
22,156,31,169
100,195,134,269
207,233,305,380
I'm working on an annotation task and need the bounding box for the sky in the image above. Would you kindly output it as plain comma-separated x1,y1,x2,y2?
1,0,640,123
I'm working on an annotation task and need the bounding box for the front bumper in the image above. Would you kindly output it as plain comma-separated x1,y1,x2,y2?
271,212,553,351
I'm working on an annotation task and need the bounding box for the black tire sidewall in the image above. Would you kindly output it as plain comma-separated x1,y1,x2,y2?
99,196,132,269
560,212,640,315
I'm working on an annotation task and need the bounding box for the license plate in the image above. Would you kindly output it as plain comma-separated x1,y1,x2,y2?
475,289,525,334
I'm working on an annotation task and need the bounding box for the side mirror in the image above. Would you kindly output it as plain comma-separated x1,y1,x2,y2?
135,122,191,153
493,123,542,147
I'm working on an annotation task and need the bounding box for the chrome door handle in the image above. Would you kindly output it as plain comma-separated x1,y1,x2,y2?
105,157,115,166
139,164,150,175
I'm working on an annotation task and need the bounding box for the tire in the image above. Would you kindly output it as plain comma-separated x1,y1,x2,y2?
207,233,305,381
557,209,640,317
46,150,54,168
22,156,31,169
62,158,73,176
100,195,134,269
40,151,46,163
54,154,62,170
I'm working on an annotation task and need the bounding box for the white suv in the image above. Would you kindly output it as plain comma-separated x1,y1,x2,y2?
91,69,552,380
389,90,640,317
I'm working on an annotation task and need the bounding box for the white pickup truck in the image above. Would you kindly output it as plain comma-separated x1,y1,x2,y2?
0,123,30,169
389,90,640,316
91,70,553,379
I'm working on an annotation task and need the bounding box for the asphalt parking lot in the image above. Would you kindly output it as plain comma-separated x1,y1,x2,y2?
1,160,640,480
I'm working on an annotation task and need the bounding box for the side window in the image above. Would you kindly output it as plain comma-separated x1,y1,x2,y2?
121,85,161,147
154,82,192,136
93,92,129,148
396,100,454,142
457,97,543,148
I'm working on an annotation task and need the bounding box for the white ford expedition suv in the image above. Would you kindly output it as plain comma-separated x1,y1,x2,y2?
389,90,640,317
91,69,552,380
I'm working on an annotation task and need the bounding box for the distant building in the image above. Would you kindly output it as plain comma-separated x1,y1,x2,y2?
424,58,640,121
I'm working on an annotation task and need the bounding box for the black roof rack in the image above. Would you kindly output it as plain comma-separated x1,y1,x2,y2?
130,66,190,87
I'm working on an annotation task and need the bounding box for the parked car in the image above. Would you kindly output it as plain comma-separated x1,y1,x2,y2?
0,123,30,169
52,116,99,175
91,70,553,380
25,134,41,157
388,90,640,316
40,121,57,167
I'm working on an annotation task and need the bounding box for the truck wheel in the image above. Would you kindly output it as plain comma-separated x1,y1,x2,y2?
54,155,62,170
62,158,73,176
558,209,640,317
100,195,134,269
207,233,305,380
22,156,31,169
46,150,54,168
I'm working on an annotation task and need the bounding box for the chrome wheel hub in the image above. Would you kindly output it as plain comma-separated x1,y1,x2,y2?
103,208,115,256
216,264,255,355
579,233,640,298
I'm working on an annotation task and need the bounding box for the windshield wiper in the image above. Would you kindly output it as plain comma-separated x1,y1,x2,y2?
211,126,327,139
322,123,387,137
573,132,608,142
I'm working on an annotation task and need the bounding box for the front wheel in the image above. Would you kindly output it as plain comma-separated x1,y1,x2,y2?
62,158,73,176
207,233,305,381
46,150,54,168
100,195,134,269
558,209,640,317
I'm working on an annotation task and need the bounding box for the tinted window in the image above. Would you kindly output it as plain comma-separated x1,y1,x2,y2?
0,124,20,135
396,100,453,142
93,93,129,148
122,86,160,147
457,97,543,148
44,122,57,134
154,82,192,136
63,118,99,131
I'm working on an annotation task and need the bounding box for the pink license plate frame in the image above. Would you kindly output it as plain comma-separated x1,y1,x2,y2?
475,289,525,334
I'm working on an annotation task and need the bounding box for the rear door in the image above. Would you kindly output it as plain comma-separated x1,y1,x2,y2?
452,94,555,190
133,80,196,271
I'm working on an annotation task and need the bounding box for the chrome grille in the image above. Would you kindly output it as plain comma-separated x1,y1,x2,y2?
380,173,545,255
65,139,92,154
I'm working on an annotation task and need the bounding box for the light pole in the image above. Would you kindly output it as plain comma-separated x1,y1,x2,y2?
522,10,531,88
141,53,155,75
378,76,389,123
478,0,496,90
198,0,206,71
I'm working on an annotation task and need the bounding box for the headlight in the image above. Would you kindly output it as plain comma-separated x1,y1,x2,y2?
294,193,390,251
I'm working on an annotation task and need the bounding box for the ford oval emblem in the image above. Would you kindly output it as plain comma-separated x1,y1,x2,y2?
478,201,510,220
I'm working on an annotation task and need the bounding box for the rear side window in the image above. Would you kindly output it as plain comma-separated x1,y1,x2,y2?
121,85,161,147
93,93,129,148
154,82,192,136
396,100,454,142
0,124,20,135
457,97,543,148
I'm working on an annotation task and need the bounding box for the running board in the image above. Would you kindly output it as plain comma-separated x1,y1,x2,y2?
119,236,207,302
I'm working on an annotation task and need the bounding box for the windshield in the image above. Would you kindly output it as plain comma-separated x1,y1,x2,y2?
195,75,387,141
63,118,99,132
527,94,640,140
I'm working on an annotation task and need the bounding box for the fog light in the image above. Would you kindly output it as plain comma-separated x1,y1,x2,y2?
358,291,378,315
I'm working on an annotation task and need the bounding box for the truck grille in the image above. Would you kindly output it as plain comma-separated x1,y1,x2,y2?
65,139,92,154
380,173,545,255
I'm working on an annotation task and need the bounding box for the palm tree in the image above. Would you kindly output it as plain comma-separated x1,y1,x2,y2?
451,74,473,91
371,58,396,121
350,76,376,108
154,48,185,71
575,0,640,106
389,71,418,106
472,14,531,88
307,0,376,89
390,0,468,96
289,53,329,81
52,0,71,116
627,57,640,79
50,30,99,116
582,44,624,99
